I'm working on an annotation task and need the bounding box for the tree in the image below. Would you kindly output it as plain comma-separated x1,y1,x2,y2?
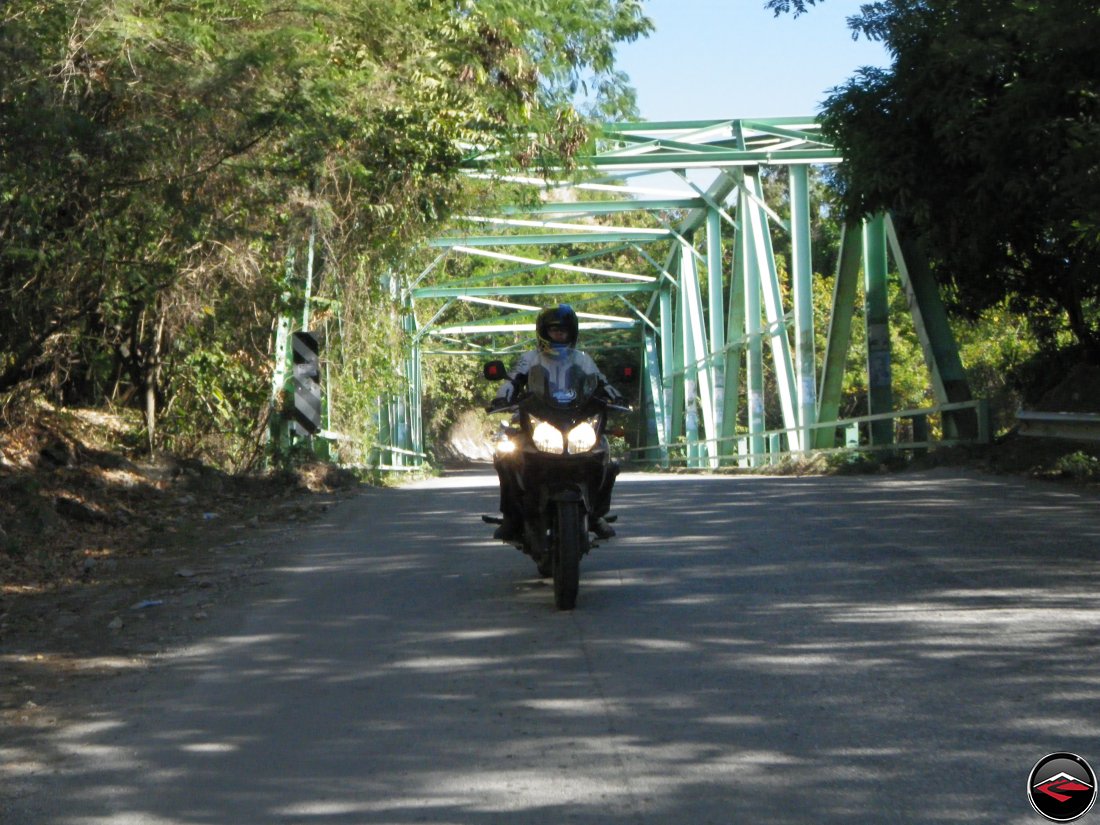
0,0,651,463
767,0,1100,361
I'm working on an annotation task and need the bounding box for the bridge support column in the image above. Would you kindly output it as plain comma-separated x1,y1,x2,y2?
706,207,726,462
790,166,817,454
643,332,668,466
816,220,863,449
885,213,976,439
679,245,701,467
720,216,745,463
662,283,682,455
742,188,766,466
864,214,894,447
681,242,718,468
745,169,800,454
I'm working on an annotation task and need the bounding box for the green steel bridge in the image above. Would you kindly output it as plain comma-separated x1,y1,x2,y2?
313,117,987,469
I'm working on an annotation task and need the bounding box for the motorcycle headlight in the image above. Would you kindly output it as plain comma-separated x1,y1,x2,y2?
566,416,601,453
495,438,516,455
530,417,564,454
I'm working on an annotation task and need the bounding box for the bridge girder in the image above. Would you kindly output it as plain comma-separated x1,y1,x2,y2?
377,117,973,468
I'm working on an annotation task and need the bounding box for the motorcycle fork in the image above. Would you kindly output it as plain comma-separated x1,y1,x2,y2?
535,483,591,561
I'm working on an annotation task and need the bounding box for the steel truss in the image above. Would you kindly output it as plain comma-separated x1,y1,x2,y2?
382,117,978,468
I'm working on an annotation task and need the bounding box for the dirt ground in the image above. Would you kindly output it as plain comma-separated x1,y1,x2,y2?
0,403,361,748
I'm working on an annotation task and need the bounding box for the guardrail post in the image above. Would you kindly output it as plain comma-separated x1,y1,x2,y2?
912,414,929,456
845,423,860,449
737,437,750,468
977,399,991,444
772,433,787,465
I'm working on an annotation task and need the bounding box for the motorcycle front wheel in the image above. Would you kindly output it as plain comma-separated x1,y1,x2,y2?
552,502,585,610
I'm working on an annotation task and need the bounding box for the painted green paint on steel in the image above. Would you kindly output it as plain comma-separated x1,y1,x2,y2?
863,215,893,446
428,231,672,248
815,220,863,449
412,282,658,299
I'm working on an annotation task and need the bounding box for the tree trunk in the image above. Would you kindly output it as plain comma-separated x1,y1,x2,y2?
1061,275,1100,365
143,311,166,455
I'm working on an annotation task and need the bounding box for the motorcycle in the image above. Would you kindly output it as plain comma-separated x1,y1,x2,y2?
482,352,627,610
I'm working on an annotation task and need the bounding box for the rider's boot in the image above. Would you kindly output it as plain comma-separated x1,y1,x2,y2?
589,516,615,540
494,516,522,542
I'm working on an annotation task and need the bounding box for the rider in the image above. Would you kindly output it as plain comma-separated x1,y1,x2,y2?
490,304,623,542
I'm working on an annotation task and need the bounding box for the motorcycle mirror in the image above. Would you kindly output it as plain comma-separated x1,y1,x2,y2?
483,360,507,381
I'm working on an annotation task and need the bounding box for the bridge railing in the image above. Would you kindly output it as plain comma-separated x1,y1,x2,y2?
367,444,429,473
625,399,991,468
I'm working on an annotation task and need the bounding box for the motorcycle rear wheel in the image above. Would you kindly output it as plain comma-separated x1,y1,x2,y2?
552,502,584,610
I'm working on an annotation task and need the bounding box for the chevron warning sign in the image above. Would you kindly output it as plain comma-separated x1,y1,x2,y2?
291,331,321,436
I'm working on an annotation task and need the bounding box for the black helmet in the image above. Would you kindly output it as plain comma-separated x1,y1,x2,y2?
535,304,579,354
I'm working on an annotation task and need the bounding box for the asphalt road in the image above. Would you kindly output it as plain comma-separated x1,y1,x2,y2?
5,467,1100,824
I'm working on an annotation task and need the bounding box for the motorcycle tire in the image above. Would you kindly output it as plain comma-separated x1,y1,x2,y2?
552,502,584,610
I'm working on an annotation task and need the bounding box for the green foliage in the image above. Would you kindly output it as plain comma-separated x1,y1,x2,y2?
788,0,1100,360
159,337,271,470
0,0,652,465
765,0,823,16
1053,451,1100,482
954,300,1043,434
422,354,493,446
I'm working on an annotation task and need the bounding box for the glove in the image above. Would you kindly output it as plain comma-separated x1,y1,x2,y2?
601,384,625,405
488,384,514,411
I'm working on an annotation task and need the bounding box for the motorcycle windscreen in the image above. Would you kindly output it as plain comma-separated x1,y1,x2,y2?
527,352,598,409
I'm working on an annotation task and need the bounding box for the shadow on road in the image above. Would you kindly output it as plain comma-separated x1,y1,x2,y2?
8,470,1100,823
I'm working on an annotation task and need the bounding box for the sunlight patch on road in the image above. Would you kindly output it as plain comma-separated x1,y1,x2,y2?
54,719,127,739
402,474,499,491
737,652,851,671
279,796,467,816
391,655,507,673
437,628,527,641
621,638,697,652
179,742,239,754
652,594,728,606
1011,717,1100,737
698,714,769,726
414,746,807,813
520,698,609,715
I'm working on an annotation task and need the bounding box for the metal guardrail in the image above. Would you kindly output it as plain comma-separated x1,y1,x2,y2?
1017,410,1100,442
624,399,991,468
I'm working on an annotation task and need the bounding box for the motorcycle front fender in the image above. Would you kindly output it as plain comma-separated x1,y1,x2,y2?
547,488,585,504
536,479,591,521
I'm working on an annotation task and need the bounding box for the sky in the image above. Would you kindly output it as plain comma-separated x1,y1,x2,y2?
614,0,891,122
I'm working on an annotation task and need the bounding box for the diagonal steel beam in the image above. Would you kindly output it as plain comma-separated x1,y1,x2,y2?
413,283,658,299
429,231,672,248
